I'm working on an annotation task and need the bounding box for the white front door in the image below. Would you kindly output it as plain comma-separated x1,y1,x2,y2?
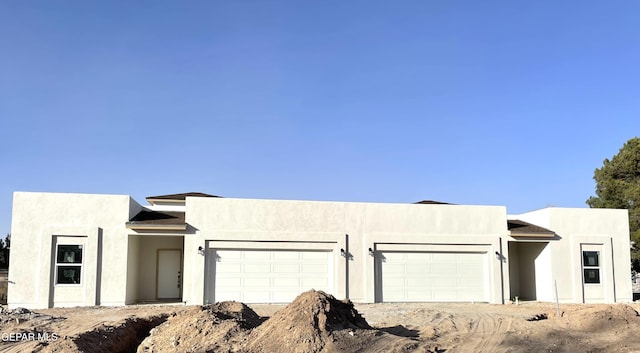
157,249,181,299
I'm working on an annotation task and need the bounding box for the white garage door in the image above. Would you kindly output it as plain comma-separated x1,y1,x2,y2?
210,249,333,303
379,251,488,302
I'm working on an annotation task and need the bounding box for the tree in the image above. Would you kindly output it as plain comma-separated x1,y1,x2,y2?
0,234,8,269
587,137,640,270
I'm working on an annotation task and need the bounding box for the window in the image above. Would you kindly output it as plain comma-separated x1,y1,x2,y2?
583,251,600,284
56,245,83,284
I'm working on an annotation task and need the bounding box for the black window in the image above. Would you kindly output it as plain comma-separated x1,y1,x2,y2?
582,251,600,284
56,245,83,284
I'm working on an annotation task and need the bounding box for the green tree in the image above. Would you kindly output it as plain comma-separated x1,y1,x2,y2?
587,137,640,270
0,234,8,269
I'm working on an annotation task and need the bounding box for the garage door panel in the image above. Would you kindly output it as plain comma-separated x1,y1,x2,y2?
217,276,241,285
273,291,301,302
380,251,488,302
385,290,405,298
217,263,242,273
384,264,405,274
407,291,431,301
244,264,270,273
462,277,485,286
432,253,458,262
405,252,429,261
458,266,483,275
303,264,328,273
273,277,299,287
303,252,330,260
273,251,299,260
273,264,300,273
243,291,270,302
244,251,270,260
437,277,458,287
459,291,481,301
302,278,328,287
433,291,457,301
406,265,429,274
384,277,405,287
432,263,457,272
244,277,271,287
219,251,242,259
384,252,407,261
210,249,332,303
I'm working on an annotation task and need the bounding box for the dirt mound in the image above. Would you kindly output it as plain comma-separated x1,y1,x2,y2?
255,289,371,333
136,291,426,353
243,290,421,353
502,304,640,353
561,304,640,332
136,302,262,353
204,301,263,328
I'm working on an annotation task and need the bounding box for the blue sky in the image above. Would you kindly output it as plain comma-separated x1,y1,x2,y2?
1,1,639,235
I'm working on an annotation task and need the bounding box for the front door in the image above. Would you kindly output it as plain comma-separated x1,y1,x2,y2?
157,249,181,299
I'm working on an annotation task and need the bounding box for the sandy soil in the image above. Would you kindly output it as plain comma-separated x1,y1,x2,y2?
1,291,640,353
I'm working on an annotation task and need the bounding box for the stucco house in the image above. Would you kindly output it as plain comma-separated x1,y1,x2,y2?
7,191,632,309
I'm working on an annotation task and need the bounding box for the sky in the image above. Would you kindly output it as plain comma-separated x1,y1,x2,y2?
1,1,639,235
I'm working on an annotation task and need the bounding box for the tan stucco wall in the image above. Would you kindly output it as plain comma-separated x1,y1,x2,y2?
126,235,140,304
8,192,139,308
184,197,508,304
516,207,632,303
9,192,632,308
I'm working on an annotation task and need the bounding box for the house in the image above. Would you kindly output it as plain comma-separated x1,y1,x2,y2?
7,191,632,308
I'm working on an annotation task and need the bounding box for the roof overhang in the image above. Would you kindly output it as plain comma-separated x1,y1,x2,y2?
125,223,187,231
127,210,187,231
508,219,556,238
145,198,186,206
146,192,220,205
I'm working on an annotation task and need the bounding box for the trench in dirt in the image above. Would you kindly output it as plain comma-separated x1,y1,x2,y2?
72,314,168,353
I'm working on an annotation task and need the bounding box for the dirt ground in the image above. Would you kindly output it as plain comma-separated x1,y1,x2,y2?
2,291,640,353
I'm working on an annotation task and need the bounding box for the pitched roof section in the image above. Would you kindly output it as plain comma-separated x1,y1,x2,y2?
414,200,454,205
126,210,186,231
508,219,555,237
146,192,221,201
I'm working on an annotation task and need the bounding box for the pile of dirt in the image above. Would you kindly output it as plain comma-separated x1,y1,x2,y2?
135,290,428,353
560,304,640,332
502,304,640,353
243,290,424,353
242,290,370,353
137,301,262,353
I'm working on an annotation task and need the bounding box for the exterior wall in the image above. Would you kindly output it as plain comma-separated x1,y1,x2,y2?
125,235,140,304
508,243,520,298
184,197,507,304
534,243,553,301
8,192,139,308
8,192,632,308
517,207,632,303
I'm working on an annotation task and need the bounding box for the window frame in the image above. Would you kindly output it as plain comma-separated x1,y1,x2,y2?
582,250,601,284
55,244,84,286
